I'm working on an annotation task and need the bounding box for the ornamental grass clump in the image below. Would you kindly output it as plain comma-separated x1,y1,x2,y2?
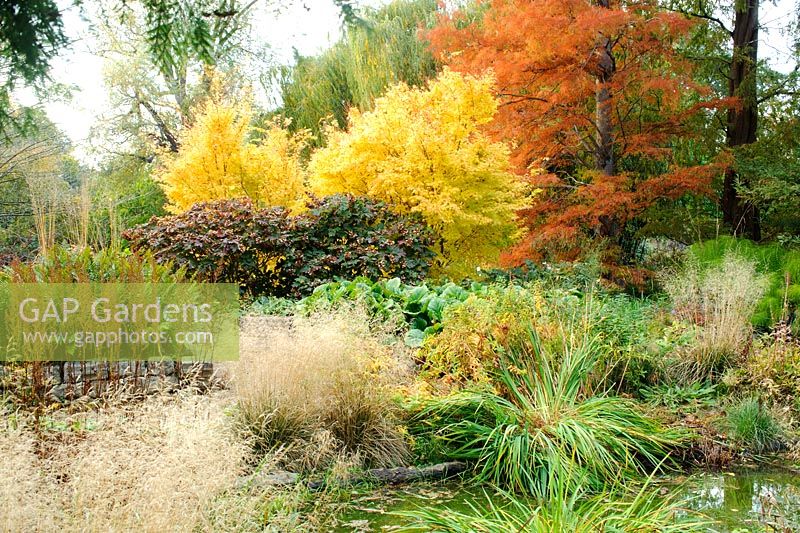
410,326,686,495
233,307,412,472
0,392,249,532
663,251,769,377
723,396,783,454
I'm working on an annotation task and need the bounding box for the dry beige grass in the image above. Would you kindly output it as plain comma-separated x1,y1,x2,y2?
0,391,250,533
0,306,410,532
232,306,413,472
0,424,62,531
664,252,769,377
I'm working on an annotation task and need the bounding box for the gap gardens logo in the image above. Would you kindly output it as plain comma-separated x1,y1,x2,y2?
0,283,239,362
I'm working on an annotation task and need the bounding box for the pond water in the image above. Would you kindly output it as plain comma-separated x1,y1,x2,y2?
332,470,800,532
334,483,482,531
674,469,800,531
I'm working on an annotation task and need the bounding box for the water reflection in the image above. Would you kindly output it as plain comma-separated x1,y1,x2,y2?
680,471,800,531
335,471,800,532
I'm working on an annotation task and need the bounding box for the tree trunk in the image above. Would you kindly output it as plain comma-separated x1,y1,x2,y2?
595,0,616,177
595,0,618,239
724,0,761,240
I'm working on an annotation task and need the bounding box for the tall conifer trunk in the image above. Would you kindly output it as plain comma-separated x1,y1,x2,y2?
723,0,761,240
595,0,616,177
596,0,618,237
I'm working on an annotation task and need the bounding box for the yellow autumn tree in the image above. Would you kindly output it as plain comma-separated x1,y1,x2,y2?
308,68,525,278
158,90,310,213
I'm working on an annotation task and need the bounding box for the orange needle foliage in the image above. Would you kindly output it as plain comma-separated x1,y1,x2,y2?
428,0,727,263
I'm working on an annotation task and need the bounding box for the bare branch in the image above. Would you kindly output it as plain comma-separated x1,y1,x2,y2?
666,6,733,36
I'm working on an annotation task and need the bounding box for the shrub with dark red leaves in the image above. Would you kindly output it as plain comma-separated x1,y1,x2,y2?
124,195,434,297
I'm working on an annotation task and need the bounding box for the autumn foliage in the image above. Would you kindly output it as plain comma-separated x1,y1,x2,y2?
309,68,525,278
157,88,310,214
428,0,725,262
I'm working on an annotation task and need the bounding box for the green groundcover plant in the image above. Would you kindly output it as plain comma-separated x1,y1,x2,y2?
301,277,487,346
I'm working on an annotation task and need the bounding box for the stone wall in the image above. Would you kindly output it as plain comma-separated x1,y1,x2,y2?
0,360,215,402
1,315,293,403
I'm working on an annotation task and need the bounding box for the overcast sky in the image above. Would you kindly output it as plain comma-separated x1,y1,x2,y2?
16,0,799,165
16,0,380,163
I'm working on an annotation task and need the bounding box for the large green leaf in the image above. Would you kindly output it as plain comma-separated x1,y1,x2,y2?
426,296,446,321
405,285,430,303
404,328,426,347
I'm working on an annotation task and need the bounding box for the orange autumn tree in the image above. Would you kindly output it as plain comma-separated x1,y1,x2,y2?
429,0,725,263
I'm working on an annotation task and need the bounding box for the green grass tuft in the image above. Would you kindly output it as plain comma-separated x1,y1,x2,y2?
397,470,710,532
723,397,783,454
409,326,687,495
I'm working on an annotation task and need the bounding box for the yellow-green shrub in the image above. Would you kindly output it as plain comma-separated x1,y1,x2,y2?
744,332,800,408
308,69,525,278
418,284,548,390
